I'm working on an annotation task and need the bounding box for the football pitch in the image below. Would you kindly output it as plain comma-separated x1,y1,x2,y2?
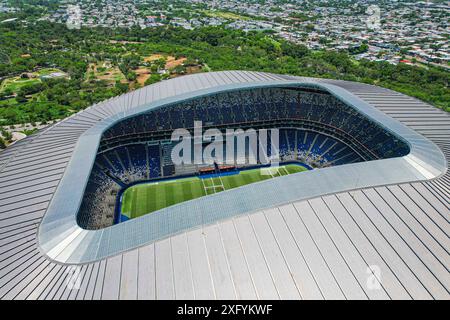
120,164,308,220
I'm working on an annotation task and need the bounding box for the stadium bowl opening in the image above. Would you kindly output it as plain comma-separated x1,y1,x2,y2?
77,85,410,230
37,78,446,264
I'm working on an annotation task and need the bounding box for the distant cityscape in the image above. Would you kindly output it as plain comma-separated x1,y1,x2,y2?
0,0,450,68
0,0,449,68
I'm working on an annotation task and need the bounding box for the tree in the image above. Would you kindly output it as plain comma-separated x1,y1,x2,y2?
349,43,369,55
126,71,137,81
16,92,28,103
115,81,128,94
0,136,6,149
145,73,162,86
19,82,44,96
1,129,12,142
0,88,13,99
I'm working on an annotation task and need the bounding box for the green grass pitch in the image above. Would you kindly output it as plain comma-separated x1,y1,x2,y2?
120,164,308,220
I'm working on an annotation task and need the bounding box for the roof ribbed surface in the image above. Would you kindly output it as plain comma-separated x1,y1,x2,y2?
0,71,448,300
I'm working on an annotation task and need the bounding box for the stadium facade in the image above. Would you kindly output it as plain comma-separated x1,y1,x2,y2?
0,71,448,300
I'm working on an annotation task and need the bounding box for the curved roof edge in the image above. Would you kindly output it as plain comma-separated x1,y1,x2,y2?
36,78,447,265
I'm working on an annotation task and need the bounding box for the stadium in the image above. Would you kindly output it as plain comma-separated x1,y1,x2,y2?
0,71,448,300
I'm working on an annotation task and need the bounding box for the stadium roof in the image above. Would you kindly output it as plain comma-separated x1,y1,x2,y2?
0,71,448,300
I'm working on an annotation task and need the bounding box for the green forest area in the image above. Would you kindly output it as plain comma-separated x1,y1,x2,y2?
1,20,448,129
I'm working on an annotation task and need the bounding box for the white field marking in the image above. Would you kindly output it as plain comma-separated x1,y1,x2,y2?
202,178,220,193
278,166,289,177
216,175,226,190
208,178,216,193
200,177,209,195
260,166,277,178
280,166,290,176
200,175,226,194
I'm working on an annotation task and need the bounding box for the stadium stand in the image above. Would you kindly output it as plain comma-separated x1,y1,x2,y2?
77,87,409,229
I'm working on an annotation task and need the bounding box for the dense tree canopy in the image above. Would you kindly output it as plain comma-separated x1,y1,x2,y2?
0,21,448,125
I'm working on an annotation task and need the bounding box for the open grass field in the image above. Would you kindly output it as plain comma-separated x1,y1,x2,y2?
201,10,251,21
0,77,40,93
0,68,66,94
120,164,308,220
85,62,126,84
